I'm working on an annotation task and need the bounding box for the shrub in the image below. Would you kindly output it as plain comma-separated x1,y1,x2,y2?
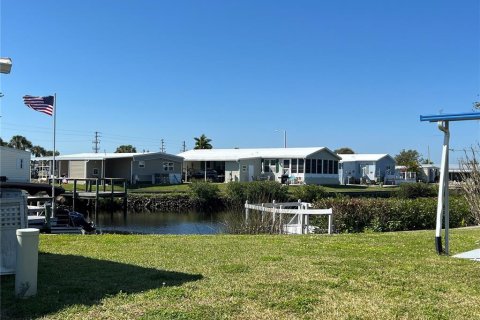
225,181,289,207
395,183,437,199
459,146,480,225
188,181,220,209
314,196,472,233
291,184,328,202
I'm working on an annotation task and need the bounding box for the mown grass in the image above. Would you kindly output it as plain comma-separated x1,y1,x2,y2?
2,228,479,319
57,181,398,195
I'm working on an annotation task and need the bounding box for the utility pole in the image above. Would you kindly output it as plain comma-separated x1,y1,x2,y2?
160,139,165,153
92,131,101,153
182,141,187,152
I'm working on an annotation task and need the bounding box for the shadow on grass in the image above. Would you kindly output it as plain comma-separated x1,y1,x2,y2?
1,252,203,319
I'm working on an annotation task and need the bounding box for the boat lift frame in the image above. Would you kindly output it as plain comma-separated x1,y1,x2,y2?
420,112,480,255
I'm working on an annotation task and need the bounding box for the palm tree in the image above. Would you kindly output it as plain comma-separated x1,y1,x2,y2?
0,138,8,146
194,134,212,149
30,145,47,157
334,147,355,154
115,145,137,153
8,135,33,150
45,150,60,156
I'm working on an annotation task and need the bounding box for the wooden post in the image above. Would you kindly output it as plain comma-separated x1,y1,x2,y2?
110,178,114,210
45,203,52,232
245,200,249,222
72,179,77,212
123,179,128,215
95,178,99,218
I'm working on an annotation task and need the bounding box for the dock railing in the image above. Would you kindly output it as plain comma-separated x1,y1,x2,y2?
244,200,333,234
49,178,128,214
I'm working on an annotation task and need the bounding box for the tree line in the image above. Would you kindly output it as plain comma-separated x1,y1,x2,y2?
2,134,424,171
1,133,215,156
0,135,59,156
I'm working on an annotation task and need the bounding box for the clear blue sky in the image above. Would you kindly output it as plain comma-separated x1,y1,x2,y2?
1,0,479,163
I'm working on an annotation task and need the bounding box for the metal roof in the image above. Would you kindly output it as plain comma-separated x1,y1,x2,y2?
33,152,183,162
338,154,393,162
178,147,340,161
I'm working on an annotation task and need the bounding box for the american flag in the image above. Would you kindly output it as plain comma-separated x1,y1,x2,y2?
23,95,54,116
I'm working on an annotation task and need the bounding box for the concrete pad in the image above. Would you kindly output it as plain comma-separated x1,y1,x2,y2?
453,249,480,261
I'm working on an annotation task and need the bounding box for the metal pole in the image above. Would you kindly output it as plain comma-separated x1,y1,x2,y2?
284,130,287,148
52,94,57,217
435,121,449,254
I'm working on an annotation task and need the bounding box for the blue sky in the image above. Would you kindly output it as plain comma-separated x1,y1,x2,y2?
1,0,479,163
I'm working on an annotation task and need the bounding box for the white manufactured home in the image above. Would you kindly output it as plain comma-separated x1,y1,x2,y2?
338,153,396,184
32,152,184,184
178,147,341,185
0,146,31,182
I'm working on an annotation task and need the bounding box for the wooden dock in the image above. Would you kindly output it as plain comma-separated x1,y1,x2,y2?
61,178,128,214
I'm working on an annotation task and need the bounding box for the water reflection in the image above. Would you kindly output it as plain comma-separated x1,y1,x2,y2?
95,210,223,235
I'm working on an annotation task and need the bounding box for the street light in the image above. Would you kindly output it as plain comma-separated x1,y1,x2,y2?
0,58,13,74
275,129,287,148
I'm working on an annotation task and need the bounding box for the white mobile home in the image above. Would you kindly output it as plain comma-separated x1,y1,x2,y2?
338,154,395,184
178,147,341,185
0,146,31,182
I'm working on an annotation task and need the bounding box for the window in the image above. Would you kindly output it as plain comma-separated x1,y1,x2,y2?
317,159,322,174
305,159,311,174
93,168,99,176
334,161,339,174
298,159,304,173
323,160,328,174
263,159,277,173
329,160,334,174
291,159,298,173
138,161,145,168
16,158,24,169
283,159,290,169
242,165,247,172
163,162,174,171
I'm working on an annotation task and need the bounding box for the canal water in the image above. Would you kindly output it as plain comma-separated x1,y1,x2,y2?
94,210,224,235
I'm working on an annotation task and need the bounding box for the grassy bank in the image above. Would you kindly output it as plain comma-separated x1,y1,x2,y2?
2,229,480,319
58,181,398,196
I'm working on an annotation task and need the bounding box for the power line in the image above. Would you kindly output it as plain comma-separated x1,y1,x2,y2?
92,131,101,153
160,139,165,153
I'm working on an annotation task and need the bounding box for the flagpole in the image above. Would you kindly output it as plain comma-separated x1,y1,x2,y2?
52,93,56,216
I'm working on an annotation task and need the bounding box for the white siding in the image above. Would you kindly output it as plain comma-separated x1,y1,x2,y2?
69,160,86,178
0,147,31,182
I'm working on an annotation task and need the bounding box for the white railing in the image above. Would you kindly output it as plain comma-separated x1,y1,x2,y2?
244,200,333,234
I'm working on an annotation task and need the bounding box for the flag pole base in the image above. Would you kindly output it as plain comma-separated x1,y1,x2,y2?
435,236,443,255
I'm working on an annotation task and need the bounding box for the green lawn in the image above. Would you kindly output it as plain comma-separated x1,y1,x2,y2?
2,228,480,319
57,181,398,195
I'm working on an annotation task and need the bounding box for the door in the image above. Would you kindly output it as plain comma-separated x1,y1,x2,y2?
248,165,254,182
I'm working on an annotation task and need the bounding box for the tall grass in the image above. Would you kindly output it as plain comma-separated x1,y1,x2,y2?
219,209,285,234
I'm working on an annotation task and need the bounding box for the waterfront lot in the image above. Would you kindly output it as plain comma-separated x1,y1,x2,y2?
2,228,479,319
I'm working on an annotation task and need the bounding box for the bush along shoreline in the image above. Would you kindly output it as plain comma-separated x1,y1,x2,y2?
313,196,472,233
118,182,477,234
